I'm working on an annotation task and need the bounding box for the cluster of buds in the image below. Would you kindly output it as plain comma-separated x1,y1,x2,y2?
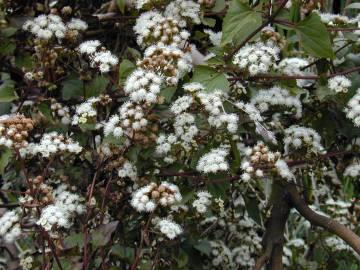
131,182,182,212
137,45,192,85
0,114,34,149
24,70,44,82
34,45,59,67
198,0,216,7
240,141,281,182
98,94,112,106
261,27,286,49
20,176,54,207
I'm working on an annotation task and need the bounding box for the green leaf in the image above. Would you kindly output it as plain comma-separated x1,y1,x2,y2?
221,0,262,46
85,76,108,98
0,147,12,175
345,3,360,9
296,13,334,59
176,249,189,268
0,75,17,102
91,221,119,247
64,233,84,249
111,244,135,262
194,240,212,256
211,0,226,12
38,102,54,123
62,79,84,100
244,195,262,225
117,0,126,13
190,66,229,92
15,53,34,69
119,59,136,85
160,86,177,103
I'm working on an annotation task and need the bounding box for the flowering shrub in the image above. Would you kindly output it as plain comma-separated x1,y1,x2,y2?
0,0,359,269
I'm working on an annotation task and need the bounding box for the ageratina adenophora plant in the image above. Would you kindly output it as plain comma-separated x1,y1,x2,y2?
0,0,359,269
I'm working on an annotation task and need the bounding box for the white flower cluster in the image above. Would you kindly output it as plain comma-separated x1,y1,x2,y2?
173,112,199,144
124,69,163,104
233,42,280,75
118,161,138,181
37,189,85,231
283,125,325,154
139,45,193,85
158,219,183,239
78,40,118,73
235,102,263,123
20,132,82,158
19,256,33,270
192,191,212,213
103,102,148,138
276,57,309,75
196,147,229,174
183,82,205,92
134,11,190,47
164,0,201,28
344,163,360,178
328,76,351,93
345,88,360,126
72,97,99,125
0,210,21,243
131,182,182,212
23,14,87,41
251,87,302,118
197,90,239,133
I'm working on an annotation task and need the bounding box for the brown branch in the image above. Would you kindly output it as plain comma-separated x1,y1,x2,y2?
228,66,360,82
224,0,289,61
286,183,360,255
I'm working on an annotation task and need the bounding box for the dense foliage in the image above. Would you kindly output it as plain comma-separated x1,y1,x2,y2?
0,0,359,269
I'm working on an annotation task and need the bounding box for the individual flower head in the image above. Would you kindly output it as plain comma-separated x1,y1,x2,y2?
134,11,190,48
158,219,183,239
283,125,325,154
328,76,351,93
345,88,360,126
164,0,201,28
250,86,302,119
124,68,163,104
197,146,229,173
233,42,280,75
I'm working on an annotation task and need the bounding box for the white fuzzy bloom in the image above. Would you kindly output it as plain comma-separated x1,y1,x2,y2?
317,12,350,26
275,159,295,180
67,18,88,31
283,125,325,154
344,163,360,178
78,40,101,54
233,42,280,75
72,97,99,125
134,11,190,47
183,82,205,92
124,68,163,104
0,210,21,243
78,40,118,73
171,95,194,115
328,76,351,93
23,14,87,41
131,182,182,212
204,29,222,47
251,86,302,118
197,147,229,173
118,161,138,181
37,187,85,231
345,88,360,127
164,0,201,28
158,219,183,239
276,58,309,75
192,191,212,213
20,132,82,158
